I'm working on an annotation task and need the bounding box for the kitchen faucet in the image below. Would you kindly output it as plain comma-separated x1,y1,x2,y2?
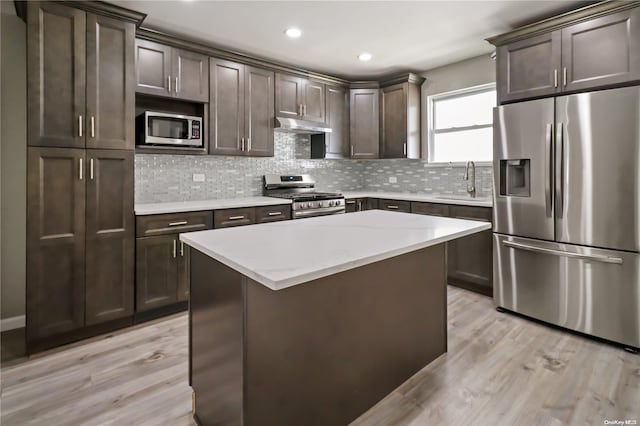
463,161,476,198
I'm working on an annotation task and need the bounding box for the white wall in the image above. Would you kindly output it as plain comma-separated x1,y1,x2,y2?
1,2,27,323
419,54,496,159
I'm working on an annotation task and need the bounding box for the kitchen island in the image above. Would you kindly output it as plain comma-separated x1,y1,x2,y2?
181,210,491,426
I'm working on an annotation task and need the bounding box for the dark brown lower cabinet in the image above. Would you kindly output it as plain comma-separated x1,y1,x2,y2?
446,206,493,296
345,198,378,213
26,147,134,351
85,150,134,325
27,147,86,341
135,235,187,311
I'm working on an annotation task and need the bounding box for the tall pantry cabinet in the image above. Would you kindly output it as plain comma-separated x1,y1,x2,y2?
25,1,142,351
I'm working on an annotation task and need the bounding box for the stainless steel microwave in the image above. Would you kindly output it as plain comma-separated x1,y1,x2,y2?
136,111,203,147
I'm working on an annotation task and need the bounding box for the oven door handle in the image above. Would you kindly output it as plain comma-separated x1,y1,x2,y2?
293,206,345,218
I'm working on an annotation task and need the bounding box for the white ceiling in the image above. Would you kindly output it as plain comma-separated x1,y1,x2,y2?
112,0,588,79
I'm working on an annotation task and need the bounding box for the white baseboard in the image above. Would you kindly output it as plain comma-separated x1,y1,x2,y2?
1,315,25,332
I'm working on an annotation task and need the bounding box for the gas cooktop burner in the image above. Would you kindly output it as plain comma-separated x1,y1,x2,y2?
269,191,343,201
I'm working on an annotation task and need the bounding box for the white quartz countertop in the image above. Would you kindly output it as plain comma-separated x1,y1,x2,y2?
342,191,493,207
180,210,491,291
135,197,292,215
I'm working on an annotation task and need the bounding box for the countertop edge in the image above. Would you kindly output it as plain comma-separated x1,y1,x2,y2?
342,192,493,208
135,197,293,215
180,221,491,291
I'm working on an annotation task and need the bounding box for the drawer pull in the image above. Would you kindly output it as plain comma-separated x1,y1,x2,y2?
228,215,245,220
169,221,188,226
268,212,282,216
387,205,399,209
346,200,356,204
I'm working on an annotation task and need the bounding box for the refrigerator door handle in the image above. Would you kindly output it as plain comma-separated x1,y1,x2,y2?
555,122,564,219
502,240,623,264
545,123,553,217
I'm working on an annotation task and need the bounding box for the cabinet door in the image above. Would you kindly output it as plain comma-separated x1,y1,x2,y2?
325,85,349,158
177,240,190,302
173,48,209,102
209,58,245,155
497,31,561,103
136,235,178,312
345,199,358,213
447,206,493,295
276,73,303,118
245,66,275,157
380,83,408,158
350,89,379,159
27,2,86,148
85,150,134,325
135,39,172,97
562,8,640,92
86,14,135,150
364,198,378,210
27,147,86,340
303,79,325,122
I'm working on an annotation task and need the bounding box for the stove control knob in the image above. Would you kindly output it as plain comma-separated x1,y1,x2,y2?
299,203,306,209
329,201,335,207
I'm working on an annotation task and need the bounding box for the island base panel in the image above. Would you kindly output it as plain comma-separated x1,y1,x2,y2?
190,245,447,426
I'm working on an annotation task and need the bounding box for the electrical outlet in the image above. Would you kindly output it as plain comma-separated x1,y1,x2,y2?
192,173,205,182
389,176,397,183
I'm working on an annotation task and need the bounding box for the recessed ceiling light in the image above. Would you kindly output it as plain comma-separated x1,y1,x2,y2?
358,53,372,61
285,28,302,39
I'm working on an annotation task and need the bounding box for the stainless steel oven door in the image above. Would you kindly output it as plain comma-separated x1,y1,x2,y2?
494,233,640,348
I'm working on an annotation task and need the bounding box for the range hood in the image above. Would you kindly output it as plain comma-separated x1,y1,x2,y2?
275,117,332,134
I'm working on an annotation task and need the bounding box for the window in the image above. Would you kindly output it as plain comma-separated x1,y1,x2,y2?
427,84,496,163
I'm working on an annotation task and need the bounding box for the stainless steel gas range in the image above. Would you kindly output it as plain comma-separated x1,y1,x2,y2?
263,174,345,219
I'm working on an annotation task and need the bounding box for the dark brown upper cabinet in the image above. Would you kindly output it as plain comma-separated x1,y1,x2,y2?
28,2,135,150
497,31,562,103
210,58,274,157
85,150,134,325
135,40,209,102
349,88,379,159
275,73,326,122
324,84,349,159
27,147,87,341
380,75,423,159
562,8,640,92
493,4,640,103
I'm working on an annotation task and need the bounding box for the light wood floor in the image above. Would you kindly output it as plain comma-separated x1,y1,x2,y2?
1,287,638,425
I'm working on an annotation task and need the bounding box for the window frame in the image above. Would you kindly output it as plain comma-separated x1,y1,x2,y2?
426,83,496,166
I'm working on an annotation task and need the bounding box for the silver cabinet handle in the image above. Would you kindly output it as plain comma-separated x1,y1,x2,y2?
544,123,553,217
78,115,83,137
169,221,188,226
90,116,95,138
90,158,94,180
167,75,171,93
268,211,282,216
228,215,245,220
180,241,184,257
247,138,251,151
563,67,567,86
345,200,356,204
555,122,564,219
351,145,354,157
403,142,407,156
303,104,307,116
502,240,623,264
554,69,558,88
79,158,83,180
387,205,399,209
175,77,178,94
173,239,177,258
241,137,245,151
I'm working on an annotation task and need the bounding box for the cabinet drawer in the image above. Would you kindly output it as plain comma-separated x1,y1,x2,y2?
136,211,213,237
410,202,449,217
378,199,411,213
448,205,492,222
255,205,291,223
214,207,256,228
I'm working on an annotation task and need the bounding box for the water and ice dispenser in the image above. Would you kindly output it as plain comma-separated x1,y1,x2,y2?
499,159,530,197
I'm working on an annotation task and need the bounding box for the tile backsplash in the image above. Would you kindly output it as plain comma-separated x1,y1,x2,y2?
135,132,493,203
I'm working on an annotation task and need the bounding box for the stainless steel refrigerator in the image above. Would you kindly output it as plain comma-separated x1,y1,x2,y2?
493,85,640,350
